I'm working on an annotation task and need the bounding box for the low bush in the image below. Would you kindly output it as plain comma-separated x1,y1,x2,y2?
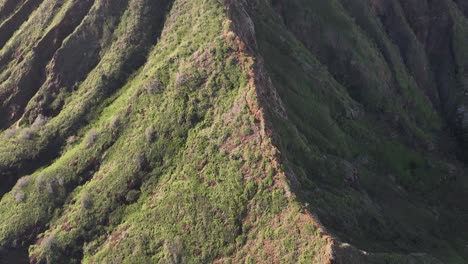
144,79,163,94
85,129,99,147
81,192,93,209
145,126,155,142
15,175,31,189
3,127,19,139
19,127,36,140
31,114,50,129
12,190,25,203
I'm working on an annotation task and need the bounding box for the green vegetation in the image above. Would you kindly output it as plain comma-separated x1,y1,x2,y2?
246,0,468,262
0,0,329,263
0,0,467,263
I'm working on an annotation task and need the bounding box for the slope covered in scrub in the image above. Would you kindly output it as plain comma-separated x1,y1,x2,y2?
0,0,468,263
0,0,330,263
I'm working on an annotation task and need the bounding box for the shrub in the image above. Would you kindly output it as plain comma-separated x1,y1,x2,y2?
165,237,184,264
109,116,120,130
145,126,155,142
15,175,31,189
81,192,93,209
66,135,78,147
57,176,65,187
13,190,25,203
144,79,163,94
45,181,55,194
134,153,146,170
31,114,50,129
19,127,36,140
35,174,58,194
35,174,45,192
3,127,19,139
175,72,190,87
40,234,56,250
125,190,140,203
85,129,99,147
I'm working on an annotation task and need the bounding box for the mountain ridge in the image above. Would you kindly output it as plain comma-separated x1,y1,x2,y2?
0,0,468,263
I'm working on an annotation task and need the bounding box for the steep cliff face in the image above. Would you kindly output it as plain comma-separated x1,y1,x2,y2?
0,0,467,263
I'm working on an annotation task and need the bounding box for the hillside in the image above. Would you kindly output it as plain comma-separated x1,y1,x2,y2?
0,0,467,263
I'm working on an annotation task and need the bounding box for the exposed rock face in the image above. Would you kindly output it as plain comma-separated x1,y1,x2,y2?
0,0,467,263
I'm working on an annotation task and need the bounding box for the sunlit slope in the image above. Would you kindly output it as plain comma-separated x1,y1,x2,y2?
0,0,330,263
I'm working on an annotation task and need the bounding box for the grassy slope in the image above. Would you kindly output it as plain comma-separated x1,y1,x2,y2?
1,0,468,263
0,0,330,263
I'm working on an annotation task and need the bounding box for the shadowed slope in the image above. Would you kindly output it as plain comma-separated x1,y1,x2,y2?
240,0,468,263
